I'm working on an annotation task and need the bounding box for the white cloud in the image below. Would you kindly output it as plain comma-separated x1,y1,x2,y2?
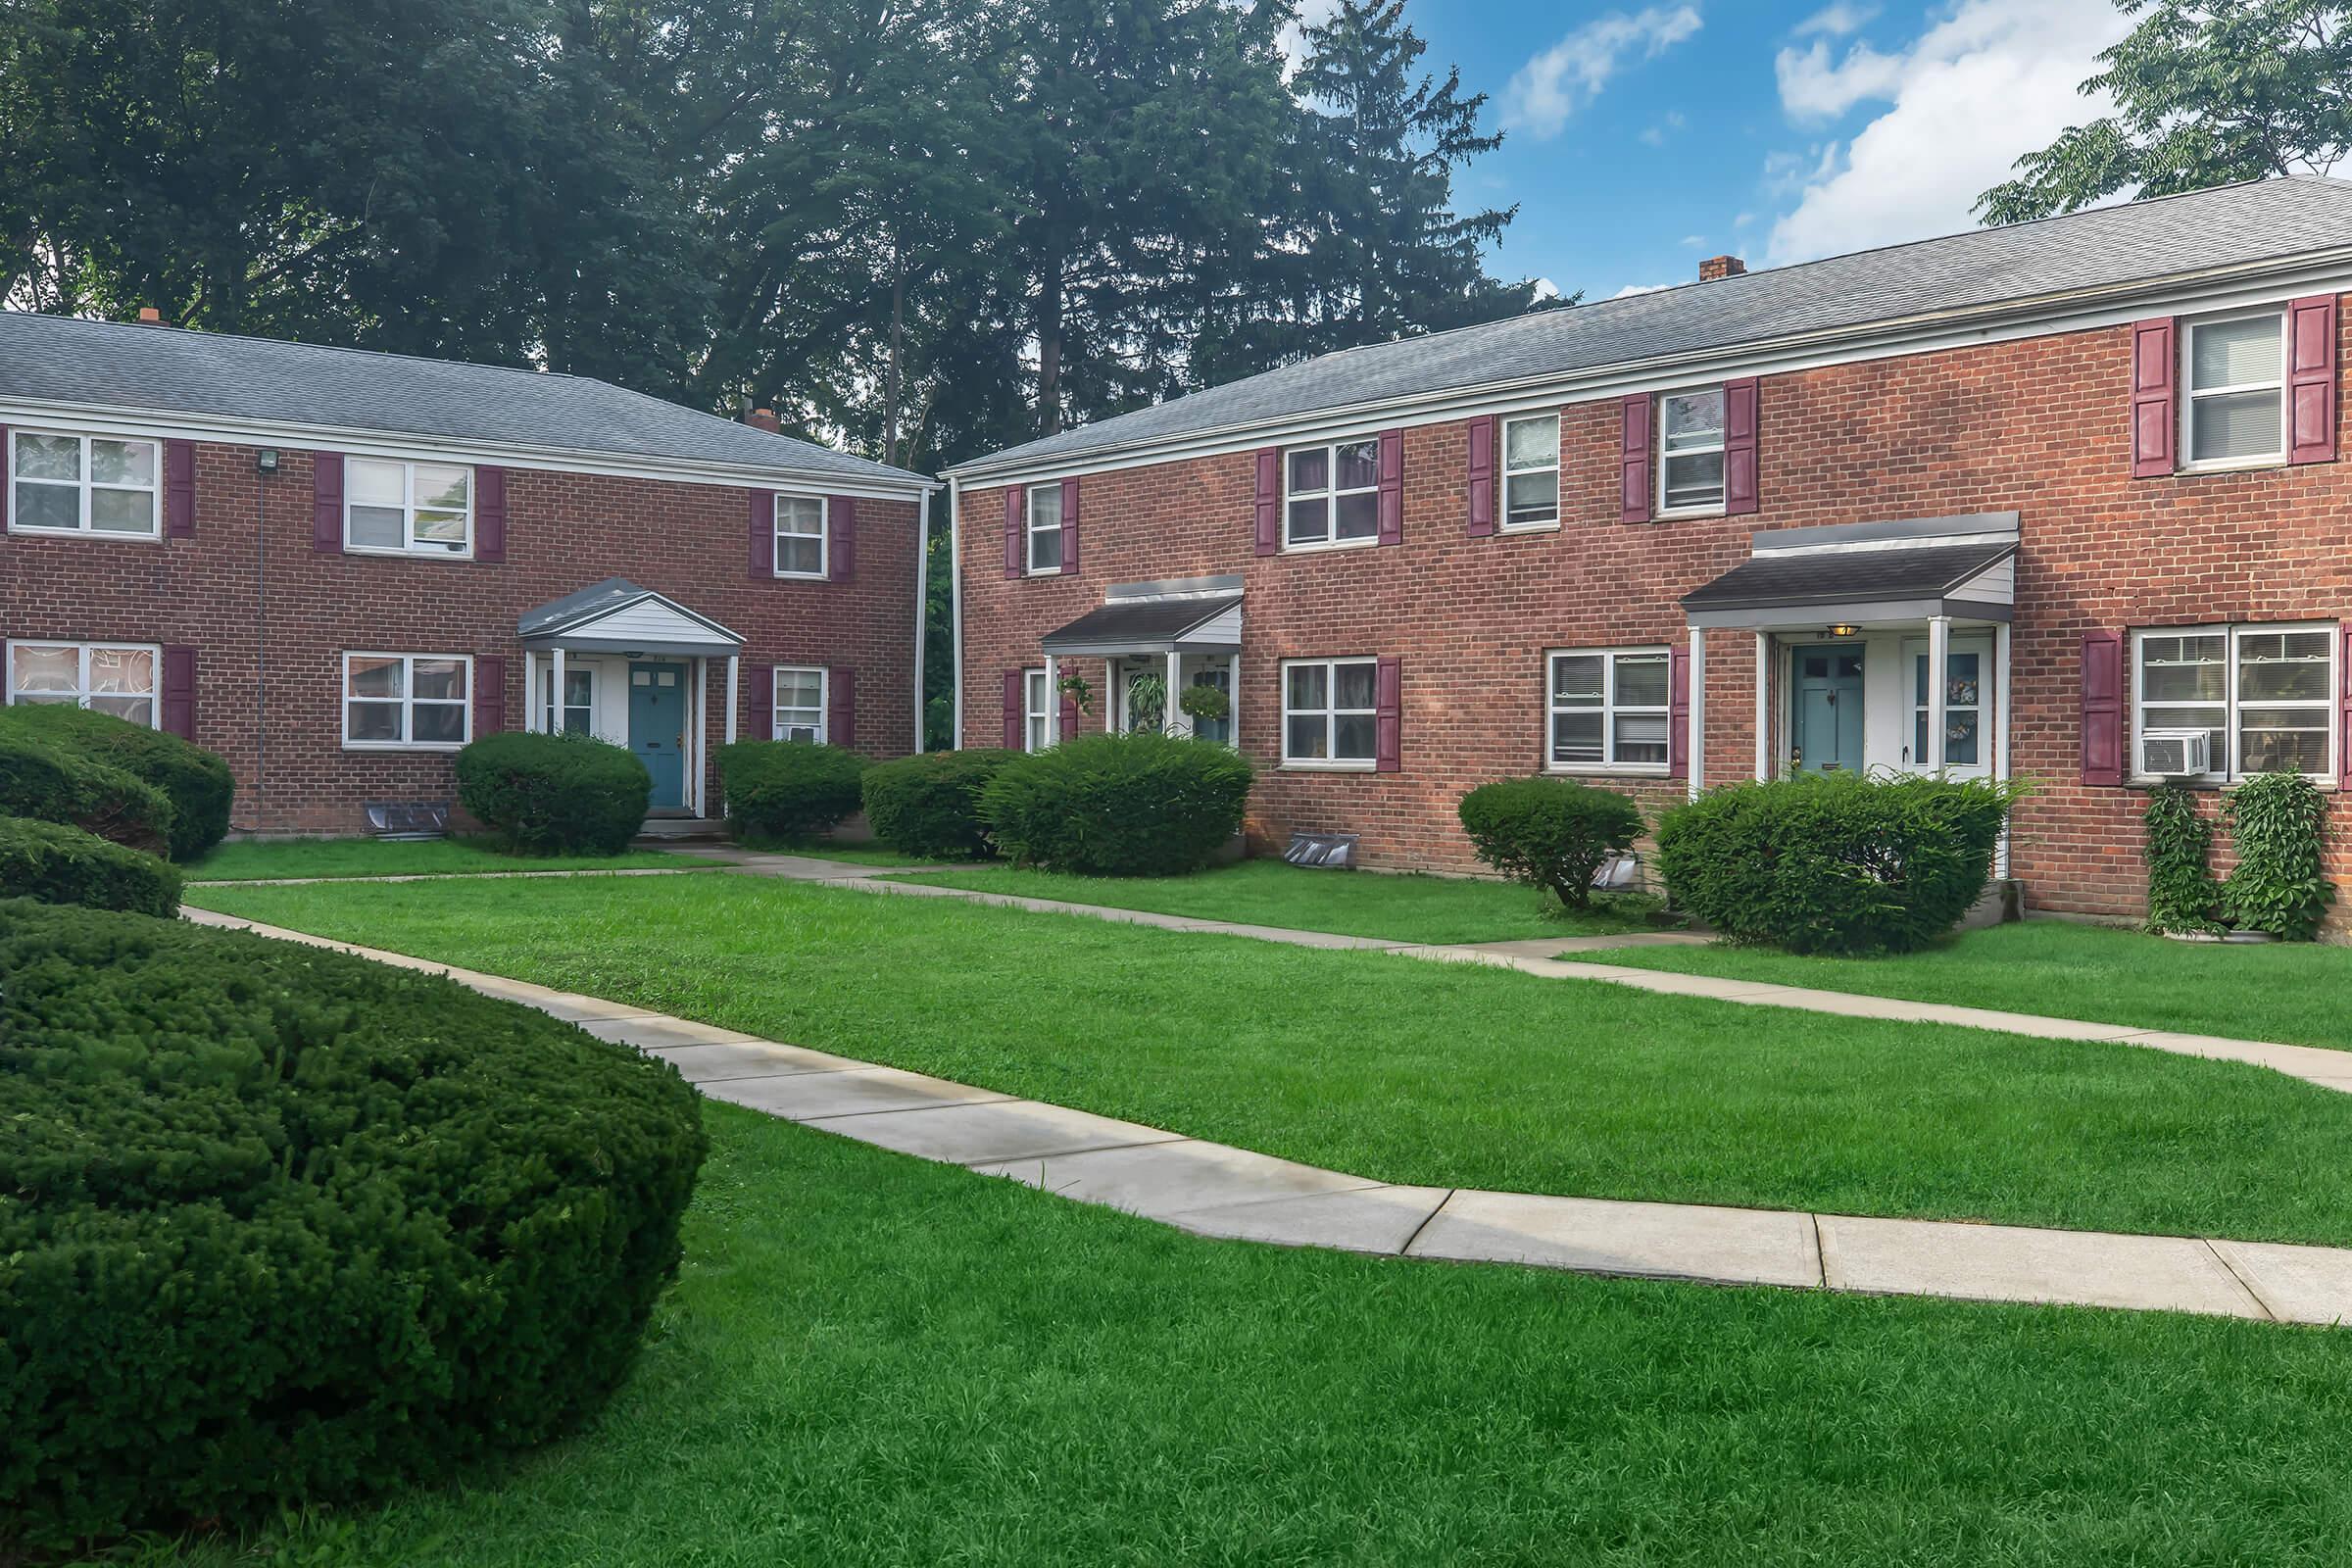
1533,276,1563,302
1776,36,1906,121
1639,109,1688,147
1762,0,2132,267
1612,282,1676,298
1794,2,1879,36
1505,6,1703,140
1276,0,1344,74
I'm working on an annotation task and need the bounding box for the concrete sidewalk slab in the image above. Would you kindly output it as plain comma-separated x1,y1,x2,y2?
641,1039,871,1083
1167,1184,1452,1253
702,1065,1015,1121
973,1139,1383,1219
578,1014,769,1052
807,1099,1187,1164
1407,1190,1823,1290
1817,1214,2268,1318
2207,1239,2352,1326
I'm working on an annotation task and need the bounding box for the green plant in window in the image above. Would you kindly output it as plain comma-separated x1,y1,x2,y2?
2141,783,2224,935
2223,770,2332,941
1126,672,1167,733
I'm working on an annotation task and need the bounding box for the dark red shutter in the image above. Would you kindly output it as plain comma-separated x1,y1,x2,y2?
1003,486,1024,578
1377,429,1403,547
1619,395,1651,523
1059,684,1080,739
1374,656,1401,772
827,667,856,749
1059,476,1081,574
2131,318,2178,478
1667,646,1691,780
2289,294,2339,466
2080,629,2124,786
748,490,774,579
0,423,10,529
747,662,774,739
311,452,344,553
1253,447,1282,556
829,495,857,581
164,439,196,537
1003,670,1024,748
160,645,197,739
1465,416,1495,537
474,466,506,563
1724,377,1760,515
472,655,506,739
2340,623,2352,790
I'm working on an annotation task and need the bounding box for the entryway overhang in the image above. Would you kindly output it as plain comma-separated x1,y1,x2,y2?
1681,513,2018,631
1041,574,1244,657
517,576,745,658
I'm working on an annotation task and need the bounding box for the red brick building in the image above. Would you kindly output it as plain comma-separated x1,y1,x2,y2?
1,313,931,834
947,178,2352,925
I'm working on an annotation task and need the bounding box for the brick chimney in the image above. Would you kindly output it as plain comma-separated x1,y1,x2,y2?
1698,255,1746,282
136,307,164,323
745,407,781,433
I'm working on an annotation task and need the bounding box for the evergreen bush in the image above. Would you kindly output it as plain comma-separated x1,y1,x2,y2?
0,705,235,860
1457,776,1643,909
0,815,184,915
0,732,173,855
980,732,1252,876
455,730,652,855
860,749,1018,859
717,740,868,844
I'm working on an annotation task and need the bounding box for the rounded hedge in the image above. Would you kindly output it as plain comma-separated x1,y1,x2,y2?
860,749,1018,859
980,732,1253,876
0,705,235,860
717,740,868,844
1654,773,2022,956
455,730,653,855
0,815,184,916
1458,776,1643,909
0,900,707,1553
0,732,174,855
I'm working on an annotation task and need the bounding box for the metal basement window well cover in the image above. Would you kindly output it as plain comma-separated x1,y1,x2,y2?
1681,541,2017,613
1041,594,1244,656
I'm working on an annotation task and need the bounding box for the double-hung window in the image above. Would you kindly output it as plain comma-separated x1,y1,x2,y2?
774,666,826,742
9,429,161,537
1024,668,1051,752
346,458,472,556
2182,310,2286,468
774,495,827,577
1548,649,1671,772
1282,658,1377,766
344,654,470,749
541,666,594,735
6,640,160,726
1026,486,1063,574
2134,624,2335,781
1657,388,1727,514
1502,414,1560,529
1284,440,1380,548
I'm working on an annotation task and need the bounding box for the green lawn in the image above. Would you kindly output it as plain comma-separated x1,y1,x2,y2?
893,858,1661,944
186,874,2352,1247
185,838,720,882
132,1107,2352,1568
1593,919,2352,1053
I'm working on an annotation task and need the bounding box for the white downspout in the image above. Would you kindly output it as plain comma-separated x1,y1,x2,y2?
948,475,965,751
914,486,932,754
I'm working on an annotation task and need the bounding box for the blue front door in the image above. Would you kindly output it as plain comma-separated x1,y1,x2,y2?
1791,644,1865,774
629,662,688,808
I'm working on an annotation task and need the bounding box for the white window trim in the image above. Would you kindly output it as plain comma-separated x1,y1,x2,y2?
1499,413,1561,532
541,663,596,736
1900,633,1995,780
2179,308,2290,474
1655,387,1728,517
1023,667,1051,752
2131,622,2337,785
1282,440,1382,553
1544,647,1672,776
7,426,164,540
343,456,475,560
773,493,828,579
1280,656,1379,770
772,664,828,743
1025,487,1063,575
5,638,164,726
342,652,472,751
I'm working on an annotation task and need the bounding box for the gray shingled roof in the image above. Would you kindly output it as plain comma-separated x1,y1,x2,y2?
1042,593,1243,652
1683,542,2016,612
960,176,2352,476
0,312,928,488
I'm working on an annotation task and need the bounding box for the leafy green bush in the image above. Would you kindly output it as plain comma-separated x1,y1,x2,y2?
717,740,868,844
1458,777,1644,909
980,732,1252,876
0,705,235,860
2142,784,2224,935
1655,773,2024,956
861,749,1018,859
0,732,173,855
2224,770,2333,941
0,815,183,915
0,900,707,1554
455,729,652,855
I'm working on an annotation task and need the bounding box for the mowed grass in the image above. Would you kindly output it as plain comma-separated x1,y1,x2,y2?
131,1107,2352,1568
185,837,720,882
187,873,2352,1247
894,858,1661,943
1596,919,2352,1053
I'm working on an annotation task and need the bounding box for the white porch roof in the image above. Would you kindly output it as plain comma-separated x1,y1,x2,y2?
517,577,744,658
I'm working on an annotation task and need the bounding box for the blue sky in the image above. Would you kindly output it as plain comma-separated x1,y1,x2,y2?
1319,0,2134,300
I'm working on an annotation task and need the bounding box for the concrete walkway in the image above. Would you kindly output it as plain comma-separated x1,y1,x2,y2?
176,904,2352,1327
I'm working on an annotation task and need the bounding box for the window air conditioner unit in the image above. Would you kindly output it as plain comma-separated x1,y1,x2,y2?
2137,729,2210,780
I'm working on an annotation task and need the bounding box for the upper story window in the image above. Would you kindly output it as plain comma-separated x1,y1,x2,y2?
2133,623,2335,782
1285,439,1379,549
1024,667,1051,751
774,495,827,577
344,653,470,749
346,458,471,557
2182,310,2287,468
6,640,160,726
1026,486,1063,574
9,429,160,537
1282,657,1378,767
1548,648,1670,773
1502,414,1560,529
1657,388,1726,514
774,665,826,742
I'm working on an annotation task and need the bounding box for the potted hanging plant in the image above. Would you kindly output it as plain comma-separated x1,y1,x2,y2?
1179,682,1231,729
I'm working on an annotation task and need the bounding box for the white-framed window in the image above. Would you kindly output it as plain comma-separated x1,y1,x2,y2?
2181,309,2287,469
6,639,161,726
1657,388,1727,514
8,429,161,538
1026,485,1063,574
1282,657,1378,766
773,665,826,742
1023,668,1051,752
1284,439,1380,549
2133,623,2336,782
345,458,472,557
343,653,470,749
1547,648,1670,773
541,665,594,735
773,494,827,577
1501,414,1560,529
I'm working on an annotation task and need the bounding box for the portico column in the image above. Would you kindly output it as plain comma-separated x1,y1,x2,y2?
1994,621,2013,876
1688,626,1706,802
550,646,566,735
724,655,740,746
1927,614,1951,773
1230,652,1241,749
1165,649,1183,737
1043,653,1059,744
1753,632,1771,781
522,650,540,732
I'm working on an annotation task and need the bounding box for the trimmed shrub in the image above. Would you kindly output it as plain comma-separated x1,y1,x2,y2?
0,900,707,1554
861,749,1019,859
1655,773,2024,956
1458,777,1644,909
455,729,652,855
0,732,173,855
2142,783,2224,935
980,732,1253,876
0,704,235,860
0,815,183,915
717,740,868,844
2224,770,2333,940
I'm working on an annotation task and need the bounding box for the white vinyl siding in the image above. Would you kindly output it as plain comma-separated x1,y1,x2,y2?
1026,486,1063,574
9,429,161,537
1657,388,1726,514
1282,657,1377,766
1284,440,1380,549
343,653,470,749
774,495,827,577
346,458,472,557
2133,623,2336,782
1501,414,1560,529
2181,310,2287,468
6,639,161,726
774,665,826,742
1548,648,1670,773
